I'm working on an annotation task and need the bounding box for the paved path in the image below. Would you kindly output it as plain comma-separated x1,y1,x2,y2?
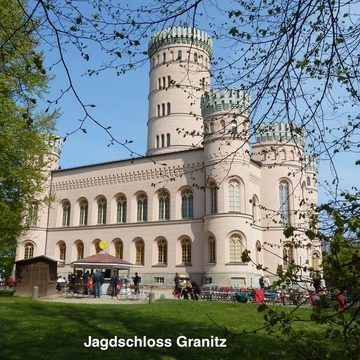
38,288,174,304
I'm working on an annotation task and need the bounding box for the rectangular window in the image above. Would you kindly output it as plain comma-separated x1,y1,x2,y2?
154,277,164,284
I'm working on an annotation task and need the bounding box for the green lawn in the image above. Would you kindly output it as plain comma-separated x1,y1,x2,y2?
0,297,344,360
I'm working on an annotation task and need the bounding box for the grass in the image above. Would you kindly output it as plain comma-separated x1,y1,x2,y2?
0,297,346,360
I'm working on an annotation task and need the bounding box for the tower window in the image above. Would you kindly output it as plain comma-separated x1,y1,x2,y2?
279,181,291,226
177,50,182,60
157,104,160,117
161,134,165,148
194,52,198,62
166,133,170,147
163,52,166,63
162,103,165,116
167,102,171,115
158,78,161,89
167,76,171,87
156,135,159,148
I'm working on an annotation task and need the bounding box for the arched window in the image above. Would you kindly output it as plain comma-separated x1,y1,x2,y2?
231,120,237,135
229,235,245,262
311,252,320,271
209,182,218,214
194,52,198,62
135,239,144,264
181,189,193,219
24,242,34,259
181,238,191,263
167,102,171,115
166,133,170,147
116,196,127,223
114,240,123,259
177,50,182,60
76,241,84,260
279,181,290,226
307,176,311,186
158,239,167,264
156,135,159,148
162,103,165,116
161,134,165,147
59,242,66,262
27,202,38,227
163,52,166,63
62,201,71,226
252,195,259,222
209,236,216,263
97,199,107,224
137,194,148,222
162,77,166,88
220,120,226,134
79,200,88,226
158,190,170,220
283,244,294,266
255,240,262,265
158,78,161,89
157,104,160,117
209,122,214,134
229,179,241,212
167,75,171,87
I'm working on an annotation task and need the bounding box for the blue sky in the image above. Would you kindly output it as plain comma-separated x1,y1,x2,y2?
39,4,358,206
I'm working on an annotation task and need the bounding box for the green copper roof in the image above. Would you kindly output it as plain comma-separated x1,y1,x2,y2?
148,27,212,57
201,88,251,117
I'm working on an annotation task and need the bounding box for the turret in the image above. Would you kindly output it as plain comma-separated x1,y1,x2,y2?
147,27,212,155
201,88,251,176
252,123,305,165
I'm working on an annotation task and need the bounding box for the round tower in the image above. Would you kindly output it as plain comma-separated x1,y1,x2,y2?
200,88,255,285
46,135,63,171
201,88,251,187
147,27,212,155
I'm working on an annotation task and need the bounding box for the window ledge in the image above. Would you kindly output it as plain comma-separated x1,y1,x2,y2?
152,263,167,268
225,262,248,266
176,263,192,267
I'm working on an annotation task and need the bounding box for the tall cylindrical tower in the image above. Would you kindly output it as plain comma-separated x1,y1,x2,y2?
147,27,212,155
201,88,251,189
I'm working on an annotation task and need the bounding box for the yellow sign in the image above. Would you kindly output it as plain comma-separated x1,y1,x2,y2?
99,240,108,250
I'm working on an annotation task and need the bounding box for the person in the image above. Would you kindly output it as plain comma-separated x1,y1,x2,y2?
83,270,90,285
174,273,181,293
189,279,200,300
86,276,94,296
7,276,14,288
110,270,119,298
92,269,104,298
313,275,321,293
182,279,193,300
133,272,141,295
68,272,75,291
259,276,265,289
56,275,66,291
0,270,6,286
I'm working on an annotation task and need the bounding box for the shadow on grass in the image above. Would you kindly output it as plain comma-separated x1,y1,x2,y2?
0,298,344,360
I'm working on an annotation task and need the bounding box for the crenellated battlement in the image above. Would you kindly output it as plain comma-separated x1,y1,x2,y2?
305,155,318,173
148,27,212,57
48,135,63,157
201,88,251,117
255,123,305,147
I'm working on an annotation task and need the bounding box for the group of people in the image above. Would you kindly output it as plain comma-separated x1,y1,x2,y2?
173,273,200,300
0,270,14,288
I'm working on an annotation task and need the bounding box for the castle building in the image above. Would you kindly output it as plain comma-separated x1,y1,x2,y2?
16,27,321,287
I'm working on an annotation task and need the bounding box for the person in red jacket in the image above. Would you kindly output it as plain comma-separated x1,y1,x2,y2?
7,276,14,288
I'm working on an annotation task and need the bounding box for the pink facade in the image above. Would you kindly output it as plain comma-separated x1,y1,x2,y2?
16,27,321,288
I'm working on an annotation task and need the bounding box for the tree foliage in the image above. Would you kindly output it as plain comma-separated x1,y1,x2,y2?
0,0,56,273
